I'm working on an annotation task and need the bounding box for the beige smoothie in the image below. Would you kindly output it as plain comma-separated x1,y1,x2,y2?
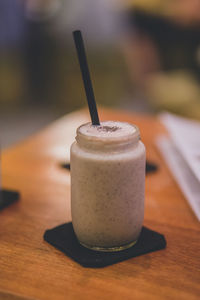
70,121,146,251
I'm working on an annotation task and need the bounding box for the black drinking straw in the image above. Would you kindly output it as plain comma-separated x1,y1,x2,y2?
73,30,100,125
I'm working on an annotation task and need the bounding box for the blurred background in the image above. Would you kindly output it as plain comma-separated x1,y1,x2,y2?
1,0,200,148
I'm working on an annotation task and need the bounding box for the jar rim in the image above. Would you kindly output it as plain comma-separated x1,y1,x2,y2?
76,121,140,147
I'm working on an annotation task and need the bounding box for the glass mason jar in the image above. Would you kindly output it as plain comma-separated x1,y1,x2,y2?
70,121,146,251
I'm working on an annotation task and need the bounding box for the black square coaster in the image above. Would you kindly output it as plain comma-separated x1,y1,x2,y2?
146,161,158,173
60,161,158,174
44,222,166,268
0,189,19,210
60,163,70,170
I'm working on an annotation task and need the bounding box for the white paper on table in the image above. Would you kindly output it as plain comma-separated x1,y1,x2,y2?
159,112,200,183
156,136,200,221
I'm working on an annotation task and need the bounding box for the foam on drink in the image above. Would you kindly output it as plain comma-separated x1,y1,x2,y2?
79,121,136,139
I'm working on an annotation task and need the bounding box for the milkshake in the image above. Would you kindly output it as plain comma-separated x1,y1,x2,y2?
70,121,146,251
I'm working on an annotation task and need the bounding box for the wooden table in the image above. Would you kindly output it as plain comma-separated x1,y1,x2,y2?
1,108,200,300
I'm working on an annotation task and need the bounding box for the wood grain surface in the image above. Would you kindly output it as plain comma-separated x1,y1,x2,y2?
1,108,200,300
